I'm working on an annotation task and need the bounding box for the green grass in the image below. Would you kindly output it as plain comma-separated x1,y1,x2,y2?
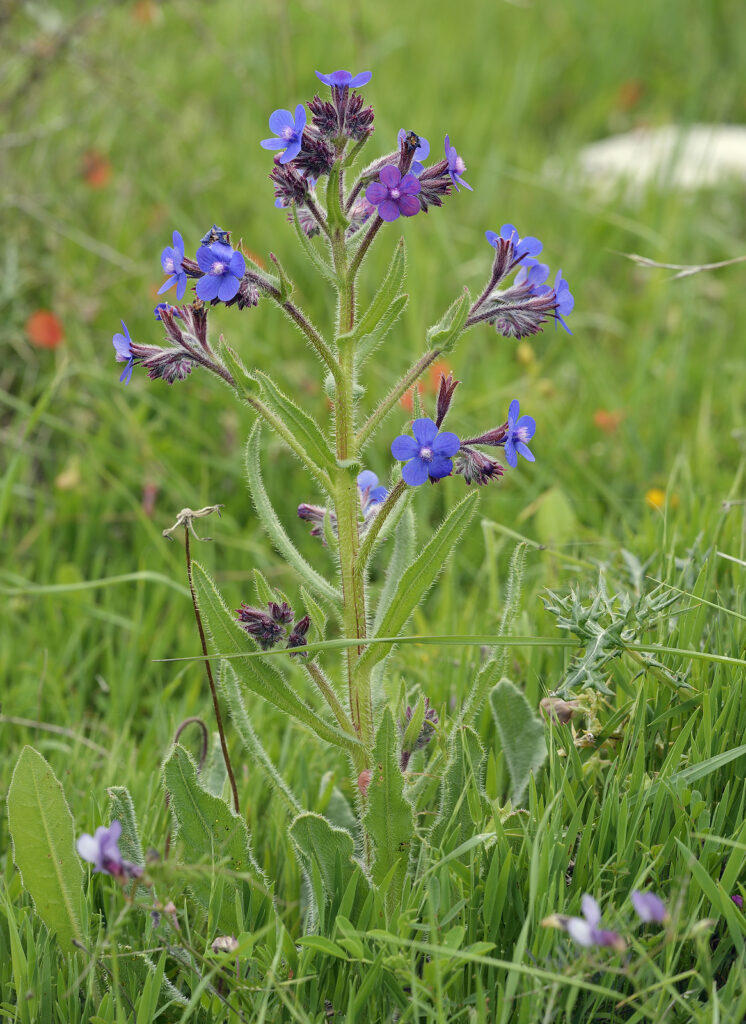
2,0,746,1020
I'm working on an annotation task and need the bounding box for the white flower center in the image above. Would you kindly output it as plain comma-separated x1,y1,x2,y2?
164,257,174,273
390,188,400,199
281,126,295,140
514,426,530,444
419,446,433,461
211,261,226,275
455,156,466,174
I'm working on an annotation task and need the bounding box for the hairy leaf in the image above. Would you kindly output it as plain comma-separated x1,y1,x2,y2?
490,679,547,805
429,727,486,849
289,812,359,906
255,370,335,480
106,785,144,869
7,746,84,954
426,287,471,353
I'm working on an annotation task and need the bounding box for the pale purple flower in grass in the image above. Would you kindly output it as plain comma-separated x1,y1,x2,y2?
444,135,472,192
112,320,135,384
158,231,187,300
391,417,460,486
366,165,421,222
357,470,387,513
486,224,542,265
504,400,536,468
77,821,123,874
315,69,372,89
552,269,574,333
398,128,430,175
631,890,668,924
565,894,624,950
195,242,246,302
261,105,306,164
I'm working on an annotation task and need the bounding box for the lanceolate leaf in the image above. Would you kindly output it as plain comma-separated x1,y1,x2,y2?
358,490,479,675
255,370,336,480
292,205,336,281
289,812,360,905
245,422,342,612
106,786,144,869
489,679,547,805
7,746,84,954
344,237,406,352
426,287,471,353
363,708,415,915
355,293,409,366
372,503,416,636
429,728,486,849
192,561,359,753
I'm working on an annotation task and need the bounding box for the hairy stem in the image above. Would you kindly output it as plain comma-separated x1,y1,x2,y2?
349,215,383,280
354,479,407,580
304,660,358,739
184,526,240,813
356,348,442,450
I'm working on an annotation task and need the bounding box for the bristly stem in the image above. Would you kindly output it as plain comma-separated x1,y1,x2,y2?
356,347,443,450
304,660,359,740
354,479,407,580
183,525,240,813
349,215,383,280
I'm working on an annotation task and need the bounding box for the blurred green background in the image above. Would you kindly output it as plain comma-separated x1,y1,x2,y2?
2,0,745,801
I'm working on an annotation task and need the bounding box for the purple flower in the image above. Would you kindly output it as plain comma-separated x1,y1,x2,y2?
112,320,136,384
366,166,421,222
444,135,472,192
261,105,307,164
398,128,430,175
158,231,187,301
504,400,536,468
357,470,387,513
315,69,372,89
486,224,542,264
565,895,624,950
553,269,574,332
732,894,744,910
514,262,550,294
236,603,285,649
391,417,460,486
195,242,246,302
77,821,123,875
153,302,182,321
631,890,668,924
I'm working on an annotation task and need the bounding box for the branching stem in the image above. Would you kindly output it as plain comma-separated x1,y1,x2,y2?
356,348,442,450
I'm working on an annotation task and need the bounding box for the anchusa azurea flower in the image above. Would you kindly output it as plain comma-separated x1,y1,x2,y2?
543,894,625,953
158,230,187,300
398,128,429,175
444,134,472,192
366,165,421,222
391,417,460,486
400,698,439,771
236,599,310,654
195,241,246,303
298,470,388,542
631,890,668,924
261,105,307,164
77,820,142,879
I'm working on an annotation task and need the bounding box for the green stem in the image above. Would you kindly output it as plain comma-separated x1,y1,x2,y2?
304,660,358,739
356,348,442,450
354,479,407,580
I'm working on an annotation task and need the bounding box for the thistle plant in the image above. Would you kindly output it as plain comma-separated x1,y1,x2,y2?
107,68,574,916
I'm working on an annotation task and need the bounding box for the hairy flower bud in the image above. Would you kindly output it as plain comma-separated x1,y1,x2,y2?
453,446,504,486
287,614,311,656
293,128,335,178
345,91,374,141
397,130,420,175
461,422,509,447
179,302,209,350
270,163,309,207
308,95,338,137
416,160,453,212
141,348,195,384
435,372,460,428
236,603,285,649
269,601,294,625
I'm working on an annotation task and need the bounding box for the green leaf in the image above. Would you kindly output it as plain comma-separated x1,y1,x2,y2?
429,728,486,849
163,744,262,923
363,708,415,915
355,293,409,365
426,287,471,353
325,162,349,230
219,341,260,399
489,679,547,805
106,786,144,868
255,370,335,480
289,812,359,906
358,491,478,675
292,204,335,281
7,746,84,954
269,251,293,301
245,422,342,611
201,733,228,798
300,585,327,644
252,567,276,607
192,561,358,752
220,659,304,816
372,503,416,636
341,237,408,360
297,935,349,959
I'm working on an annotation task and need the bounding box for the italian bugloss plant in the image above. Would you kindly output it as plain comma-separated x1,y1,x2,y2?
109,67,574,920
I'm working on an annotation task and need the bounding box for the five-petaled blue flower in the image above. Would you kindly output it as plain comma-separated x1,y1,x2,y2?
398,128,430,175
77,820,123,875
631,890,668,924
357,470,387,513
444,135,472,192
391,417,460,486
261,105,307,165
553,269,574,332
315,69,372,89
504,400,536,468
112,320,135,384
514,262,550,294
486,224,542,265
366,166,421,222
158,231,187,301
195,241,246,302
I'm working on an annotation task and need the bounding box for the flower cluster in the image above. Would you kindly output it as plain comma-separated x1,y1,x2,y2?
77,820,142,880
298,470,388,542
236,599,310,655
543,890,669,953
400,698,439,771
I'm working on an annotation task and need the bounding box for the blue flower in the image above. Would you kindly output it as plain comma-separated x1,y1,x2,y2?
357,470,387,513
398,128,430,175
486,224,542,265
261,105,307,164
514,262,550,294
77,820,123,875
315,69,372,89
112,320,135,384
153,303,182,321
553,268,574,333
444,135,472,192
195,241,246,302
366,165,421,222
391,417,460,486
158,230,187,301
504,400,536,468
631,890,668,924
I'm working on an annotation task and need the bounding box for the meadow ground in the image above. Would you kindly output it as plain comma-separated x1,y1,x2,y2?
2,0,746,1020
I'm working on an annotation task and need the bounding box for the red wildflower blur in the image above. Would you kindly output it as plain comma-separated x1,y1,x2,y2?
26,310,64,349
81,150,112,189
400,360,452,413
593,408,624,435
